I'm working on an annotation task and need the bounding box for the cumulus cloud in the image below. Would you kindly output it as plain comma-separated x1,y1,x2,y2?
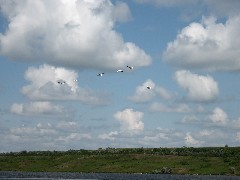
142,128,184,147
199,129,214,137
0,0,151,70
114,108,144,131
181,115,199,124
10,101,64,116
57,133,91,143
112,1,132,22
10,123,56,137
97,126,239,148
21,64,109,105
209,107,228,126
4,122,92,151
190,129,231,147
236,132,240,141
163,16,240,71
181,106,240,130
56,121,81,133
98,131,118,140
185,132,202,146
174,70,219,102
129,79,172,103
2,119,240,151
129,79,155,103
97,127,185,147
201,129,235,146
231,118,240,129
155,86,173,100
204,0,240,17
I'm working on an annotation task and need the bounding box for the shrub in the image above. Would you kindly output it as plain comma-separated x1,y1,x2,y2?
229,167,236,175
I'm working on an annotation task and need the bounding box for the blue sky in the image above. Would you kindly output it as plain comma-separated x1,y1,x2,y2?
1,0,240,152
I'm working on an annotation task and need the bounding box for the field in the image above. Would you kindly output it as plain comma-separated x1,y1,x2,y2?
0,147,239,176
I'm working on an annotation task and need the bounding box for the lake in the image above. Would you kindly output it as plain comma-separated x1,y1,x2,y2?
0,171,240,180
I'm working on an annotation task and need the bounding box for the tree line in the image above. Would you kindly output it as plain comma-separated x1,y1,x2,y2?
1,146,240,158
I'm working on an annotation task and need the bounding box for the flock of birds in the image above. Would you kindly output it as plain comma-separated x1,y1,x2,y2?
57,66,152,89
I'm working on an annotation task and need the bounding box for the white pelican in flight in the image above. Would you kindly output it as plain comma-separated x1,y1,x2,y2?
97,73,104,76
57,80,66,84
127,66,133,70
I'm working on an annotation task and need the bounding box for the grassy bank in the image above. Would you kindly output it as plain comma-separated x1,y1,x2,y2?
0,147,239,175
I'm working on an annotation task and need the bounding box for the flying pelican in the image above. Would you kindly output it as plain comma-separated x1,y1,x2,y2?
97,73,104,76
57,80,66,84
127,66,133,70
147,86,151,89
117,70,123,72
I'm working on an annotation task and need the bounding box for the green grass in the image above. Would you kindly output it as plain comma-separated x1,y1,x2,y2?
0,147,240,175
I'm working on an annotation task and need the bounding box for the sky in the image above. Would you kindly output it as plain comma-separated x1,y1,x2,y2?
0,0,240,152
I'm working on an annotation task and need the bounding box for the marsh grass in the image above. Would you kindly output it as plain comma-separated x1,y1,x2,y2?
0,147,239,175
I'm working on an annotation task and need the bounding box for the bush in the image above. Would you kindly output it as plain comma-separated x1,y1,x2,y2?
161,167,172,174
229,167,236,175
153,167,172,174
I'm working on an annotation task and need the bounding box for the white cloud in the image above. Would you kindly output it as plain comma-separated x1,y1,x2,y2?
57,133,91,143
21,64,109,106
2,119,240,152
109,127,227,148
163,16,240,71
129,79,172,103
143,132,169,143
10,101,64,116
209,107,228,125
142,128,185,147
155,86,173,100
190,129,230,146
97,127,185,148
98,131,118,140
56,121,81,133
174,70,219,102
0,122,94,151
181,115,199,124
205,107,240,130
112,1,132,22
231,118,240,129
199,129,214,137
36,122,52,129
150,102,191,113
185,132,202,146
129,79,155,103
10,123,56,137
0,0,151,70
182,106,240,131
114,108,144,131
236,132,240,141
204,0,240,17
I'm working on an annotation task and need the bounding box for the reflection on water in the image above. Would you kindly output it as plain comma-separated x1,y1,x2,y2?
0,179,97,180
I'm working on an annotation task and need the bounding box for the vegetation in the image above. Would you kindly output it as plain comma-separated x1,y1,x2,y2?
0,147,240,176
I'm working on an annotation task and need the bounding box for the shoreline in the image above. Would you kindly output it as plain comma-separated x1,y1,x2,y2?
0,171,240,180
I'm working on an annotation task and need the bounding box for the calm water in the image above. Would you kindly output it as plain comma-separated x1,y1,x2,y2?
0,171,240,180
